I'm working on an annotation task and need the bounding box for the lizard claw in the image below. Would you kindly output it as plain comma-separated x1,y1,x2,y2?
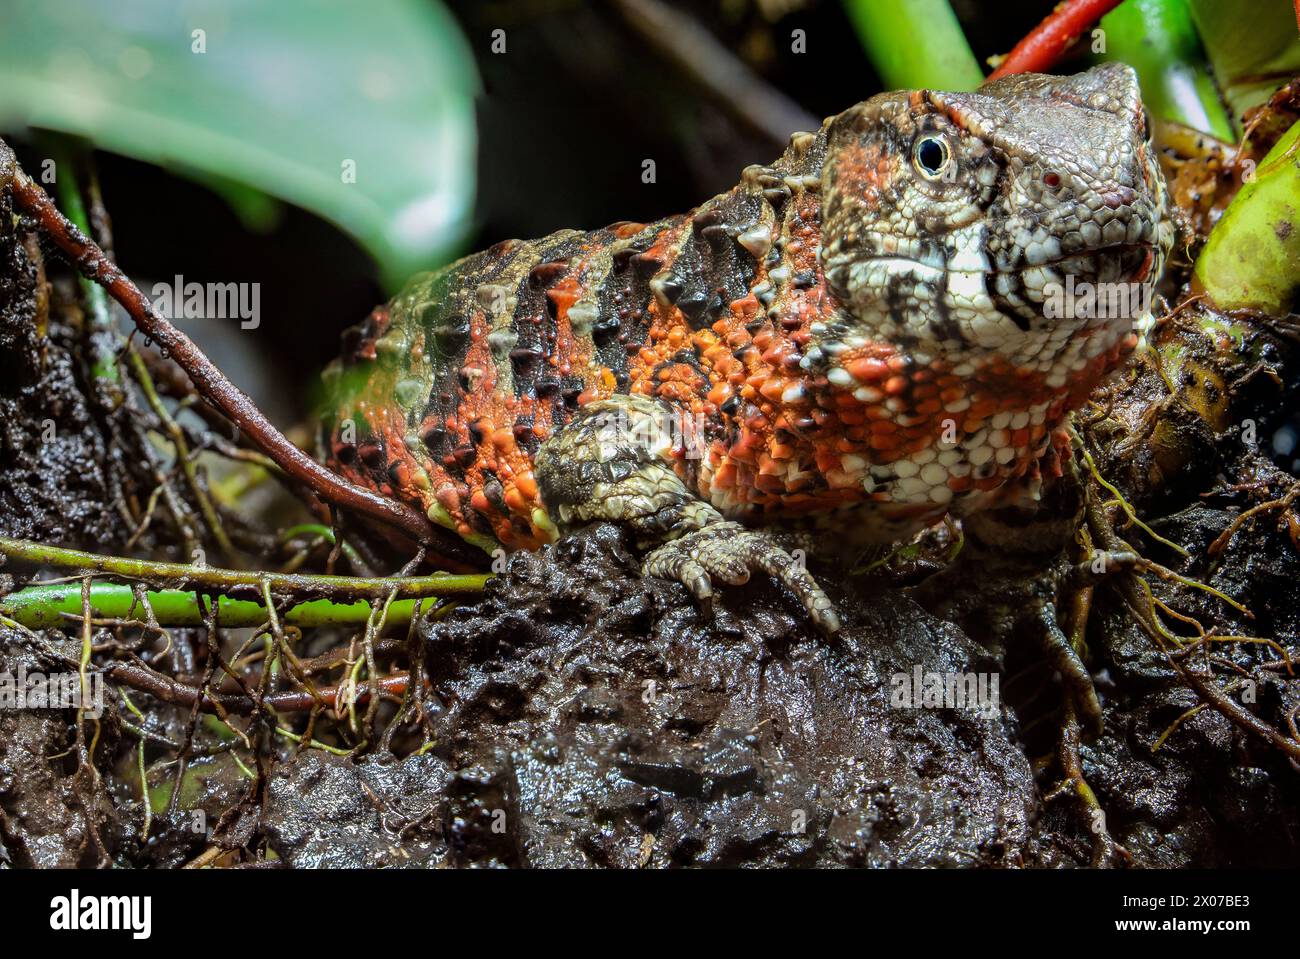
641,522,841,634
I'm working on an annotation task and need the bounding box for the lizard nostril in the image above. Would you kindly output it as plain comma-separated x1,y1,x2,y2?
1042,171,1061,188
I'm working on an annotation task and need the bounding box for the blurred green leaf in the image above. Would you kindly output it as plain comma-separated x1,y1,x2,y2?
0,0,478,289
1098,0,1234,143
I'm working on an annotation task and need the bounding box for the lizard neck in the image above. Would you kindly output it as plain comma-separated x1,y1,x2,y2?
701,258,1138,533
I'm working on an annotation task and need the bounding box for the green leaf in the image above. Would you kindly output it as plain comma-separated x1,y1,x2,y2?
1193,118,1300,315
0,0,479,290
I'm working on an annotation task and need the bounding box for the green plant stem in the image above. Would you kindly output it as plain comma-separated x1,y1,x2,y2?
126,346,238,562
841,0,984,91
1187,0,1300,134
0,536,488,602
1099,0,1234,142
279,523,366,571
0,581,439,630
46,137,120,386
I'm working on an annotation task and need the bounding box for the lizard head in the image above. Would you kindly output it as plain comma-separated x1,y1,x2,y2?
816,62,1172,378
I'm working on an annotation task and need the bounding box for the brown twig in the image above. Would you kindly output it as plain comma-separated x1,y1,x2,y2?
7,159,449,551
102,659,408,716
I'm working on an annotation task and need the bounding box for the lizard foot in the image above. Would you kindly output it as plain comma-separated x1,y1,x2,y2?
641,522,841,634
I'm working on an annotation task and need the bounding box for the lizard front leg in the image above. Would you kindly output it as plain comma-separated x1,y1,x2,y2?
535,394,840,633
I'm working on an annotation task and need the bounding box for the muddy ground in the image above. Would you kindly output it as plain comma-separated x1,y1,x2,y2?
5,508,1299,867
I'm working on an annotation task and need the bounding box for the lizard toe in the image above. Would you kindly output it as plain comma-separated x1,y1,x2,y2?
642,522,841,635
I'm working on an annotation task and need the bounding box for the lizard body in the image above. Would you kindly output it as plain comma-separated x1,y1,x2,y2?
322,63,1172,631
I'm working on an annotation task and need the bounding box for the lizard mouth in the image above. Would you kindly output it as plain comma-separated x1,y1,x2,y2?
1024,240,1159,286
1029,240,1154,269
823,231,1165,325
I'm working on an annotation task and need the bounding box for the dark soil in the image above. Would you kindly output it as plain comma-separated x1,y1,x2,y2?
255,520,1298,868
0,144,117,549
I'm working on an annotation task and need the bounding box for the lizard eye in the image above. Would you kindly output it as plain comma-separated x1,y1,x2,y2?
912,135,951,179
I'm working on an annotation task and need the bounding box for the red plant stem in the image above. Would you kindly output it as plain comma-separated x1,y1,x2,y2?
8,165,455,553
986,0,1126,82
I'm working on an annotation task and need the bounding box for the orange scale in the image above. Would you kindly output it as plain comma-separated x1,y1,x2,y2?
870,434,900,451
816,450,843,473
864,405,893,421
915,398,943,415
512,472,536,501
504,487,527,514
837,408,866,425
847,357,889,382
884,375,909,396
869,419,898,435
436,485,461,512
886,355,910,373
1011,428,1031,448
759,378,786,402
